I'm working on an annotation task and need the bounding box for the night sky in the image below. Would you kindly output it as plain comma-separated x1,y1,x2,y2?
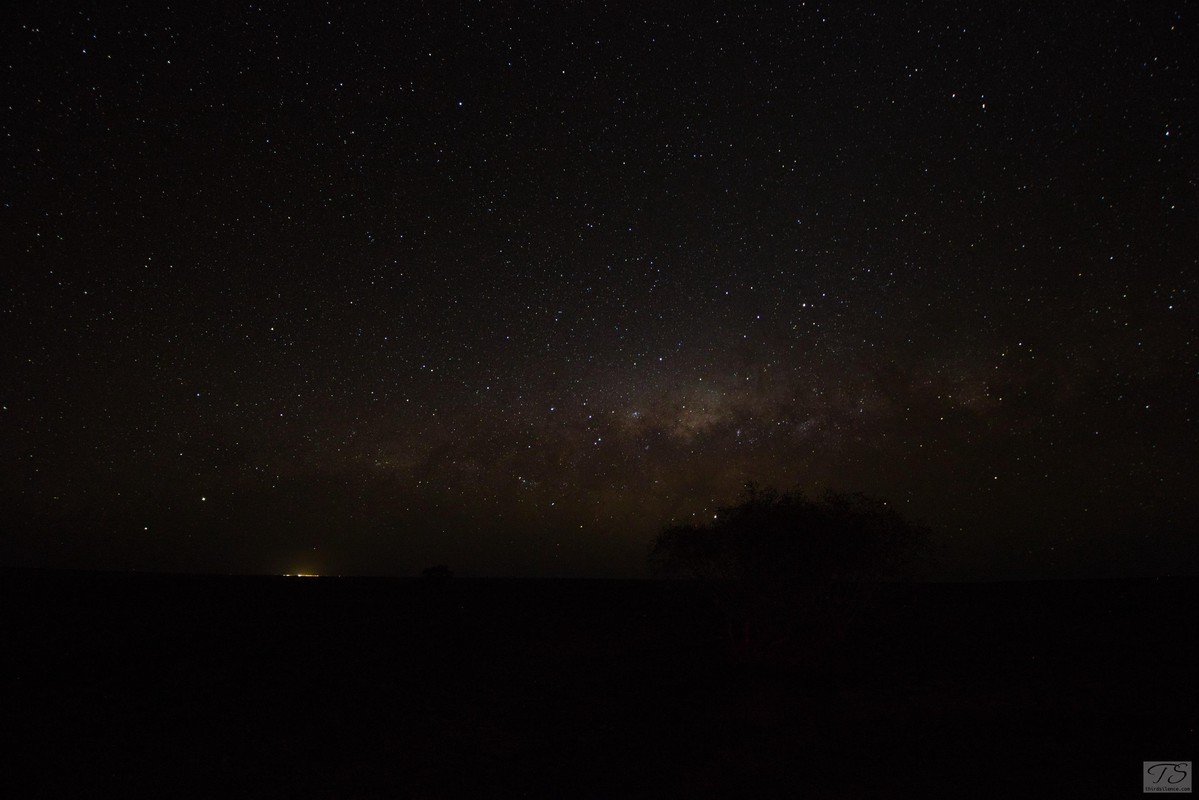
2,2,1195,578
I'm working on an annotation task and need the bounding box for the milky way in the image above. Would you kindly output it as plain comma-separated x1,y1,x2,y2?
2,3,1195,576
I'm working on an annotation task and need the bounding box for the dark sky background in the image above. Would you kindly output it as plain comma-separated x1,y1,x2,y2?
2,2,1195,578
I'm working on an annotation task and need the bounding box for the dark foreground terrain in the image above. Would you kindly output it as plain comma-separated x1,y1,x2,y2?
2,570,1194,798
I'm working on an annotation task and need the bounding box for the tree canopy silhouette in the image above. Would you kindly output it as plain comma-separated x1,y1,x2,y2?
649,483,930,664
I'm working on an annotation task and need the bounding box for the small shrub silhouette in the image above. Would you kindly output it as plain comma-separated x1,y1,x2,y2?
421,564,454,584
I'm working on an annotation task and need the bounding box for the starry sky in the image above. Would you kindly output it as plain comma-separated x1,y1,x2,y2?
2,2,1195,578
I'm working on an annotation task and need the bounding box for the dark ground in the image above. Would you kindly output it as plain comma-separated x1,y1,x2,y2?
2,570,1194,798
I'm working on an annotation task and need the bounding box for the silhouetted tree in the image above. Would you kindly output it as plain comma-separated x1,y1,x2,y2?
650,483,929,665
